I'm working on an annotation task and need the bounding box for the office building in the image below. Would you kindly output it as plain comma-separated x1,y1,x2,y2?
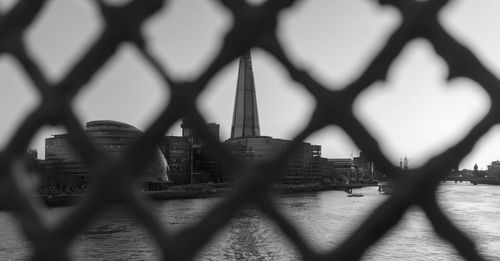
159,136,191,184
43,120,169,190
225,51,322,183
224,136,322,184
160,118,222,184
353,152,375,180
487,160,500,178
231,51,260,138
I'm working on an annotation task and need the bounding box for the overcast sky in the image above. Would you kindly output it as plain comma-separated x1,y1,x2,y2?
1,0,500,170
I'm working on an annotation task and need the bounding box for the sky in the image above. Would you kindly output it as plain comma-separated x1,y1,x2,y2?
1,0,500,170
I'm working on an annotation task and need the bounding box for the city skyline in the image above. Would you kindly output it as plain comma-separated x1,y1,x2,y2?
1,0,500,170
1,2,500,260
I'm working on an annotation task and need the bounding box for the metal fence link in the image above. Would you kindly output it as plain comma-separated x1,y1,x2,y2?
0,0,495,260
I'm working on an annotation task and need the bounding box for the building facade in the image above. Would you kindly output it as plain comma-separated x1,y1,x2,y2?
329,158,353,179
320,158,339,181
159,136,191,184
43,120,169,190
231,51,260,138
487,160,500,178
353,152,375,180
224,136,322,184
160,118,222,184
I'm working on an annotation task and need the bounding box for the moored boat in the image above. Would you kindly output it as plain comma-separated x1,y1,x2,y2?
378,182,394,195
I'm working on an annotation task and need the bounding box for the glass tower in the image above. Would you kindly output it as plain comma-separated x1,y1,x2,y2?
230,50,260,138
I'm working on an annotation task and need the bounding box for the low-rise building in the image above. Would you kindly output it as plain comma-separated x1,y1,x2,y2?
487,161,500,178
224,136,322,184
42,120,169,191
353,152,375,180
329,158,353,178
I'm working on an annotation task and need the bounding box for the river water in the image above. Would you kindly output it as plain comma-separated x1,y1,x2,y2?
0,182,499,260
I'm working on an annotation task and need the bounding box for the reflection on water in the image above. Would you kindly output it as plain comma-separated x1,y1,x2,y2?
0,183,499,260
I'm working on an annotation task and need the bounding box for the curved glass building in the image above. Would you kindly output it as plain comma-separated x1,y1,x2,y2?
43,120,169,191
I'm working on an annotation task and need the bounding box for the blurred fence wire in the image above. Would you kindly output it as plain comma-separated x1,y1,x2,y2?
0,0,495,260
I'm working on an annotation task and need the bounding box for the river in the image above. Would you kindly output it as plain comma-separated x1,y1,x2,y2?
0,183,498,260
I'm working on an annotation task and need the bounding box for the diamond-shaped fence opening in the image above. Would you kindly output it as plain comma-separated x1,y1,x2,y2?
0,0,496,260
25,0,102,81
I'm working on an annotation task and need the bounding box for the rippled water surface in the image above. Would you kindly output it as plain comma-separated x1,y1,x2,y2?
0,183,499,260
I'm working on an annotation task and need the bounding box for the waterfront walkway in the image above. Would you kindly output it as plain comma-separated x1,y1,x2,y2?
23,183,368,208
444,176,500,185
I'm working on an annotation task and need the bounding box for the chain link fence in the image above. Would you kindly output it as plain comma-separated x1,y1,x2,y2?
0,0,495,260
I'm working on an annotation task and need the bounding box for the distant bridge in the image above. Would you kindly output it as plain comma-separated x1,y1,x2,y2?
444,176,500,185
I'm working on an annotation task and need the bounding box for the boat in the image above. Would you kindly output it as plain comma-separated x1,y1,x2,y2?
346,193,364,197
377,181,394,195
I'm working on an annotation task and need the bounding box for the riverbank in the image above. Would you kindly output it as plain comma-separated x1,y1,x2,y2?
27,183,368,208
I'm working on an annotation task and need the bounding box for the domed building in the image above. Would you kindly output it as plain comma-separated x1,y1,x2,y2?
43,120,169,191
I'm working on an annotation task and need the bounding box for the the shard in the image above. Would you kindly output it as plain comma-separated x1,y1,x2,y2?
230,51,261,139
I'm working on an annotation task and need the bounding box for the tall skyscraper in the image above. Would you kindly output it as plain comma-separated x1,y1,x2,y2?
230,51,261,139
225,51,323,184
